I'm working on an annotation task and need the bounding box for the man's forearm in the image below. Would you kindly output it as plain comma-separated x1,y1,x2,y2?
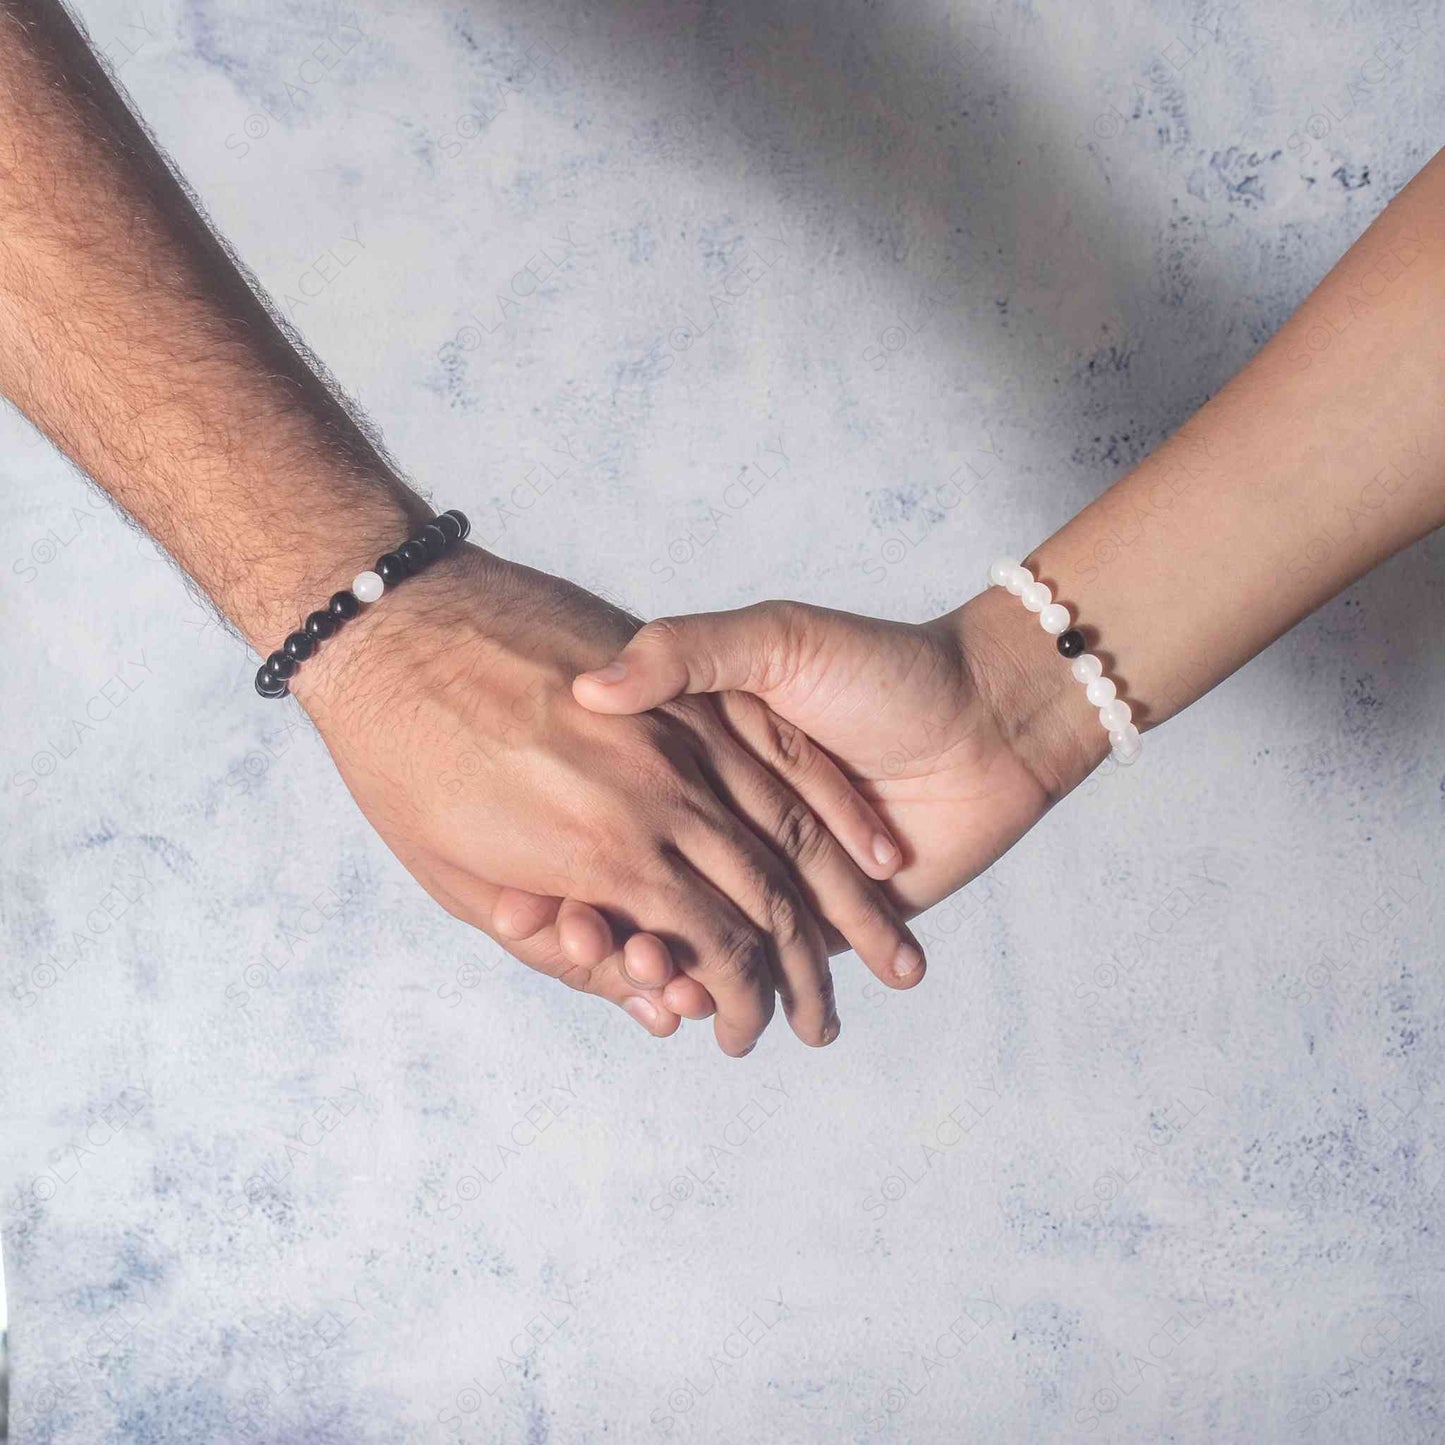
961,147,1445,796
0,0,427,649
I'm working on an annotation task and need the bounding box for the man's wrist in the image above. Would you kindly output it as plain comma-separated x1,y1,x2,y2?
216,472,432,653
285,541,499,720
945,584,1111,802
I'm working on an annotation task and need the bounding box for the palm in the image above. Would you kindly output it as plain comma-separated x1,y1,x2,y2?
729,606,1050,915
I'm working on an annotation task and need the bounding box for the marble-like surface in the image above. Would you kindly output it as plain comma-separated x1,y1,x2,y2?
2,1,1443,1439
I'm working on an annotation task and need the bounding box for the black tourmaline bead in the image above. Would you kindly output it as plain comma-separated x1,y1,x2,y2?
376,552,409,585
1056,628,1086,659
329,590,360,621
266,650,297,680
417,523,449,559
283,630,315,661
435,511,463,543
442,508,471,541
305,609,337,640
254,665,288,698
398,539,428,571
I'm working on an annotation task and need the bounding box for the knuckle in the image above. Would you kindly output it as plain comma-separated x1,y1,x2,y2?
751,599,796,624
776,799,829,869
759,874,806,950
638,615,686,652
747,600,816,690
711,926,767,985
768,714,811,771
849,884,884,930
558,961,601,995
848,887,892,934
620,717,688,776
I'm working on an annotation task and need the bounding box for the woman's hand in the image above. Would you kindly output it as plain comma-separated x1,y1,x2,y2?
574,589,1106,922
462,881,718,1038
292,548,922,1054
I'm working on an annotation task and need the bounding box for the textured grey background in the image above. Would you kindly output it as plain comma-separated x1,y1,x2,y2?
2,1,1443,1440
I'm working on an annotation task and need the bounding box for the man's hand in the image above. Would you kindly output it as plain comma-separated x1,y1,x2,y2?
0,3,922,1056
294,550,924,1055
575,589,1105,921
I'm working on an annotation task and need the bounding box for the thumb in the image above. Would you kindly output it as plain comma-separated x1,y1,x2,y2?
572,604,798,714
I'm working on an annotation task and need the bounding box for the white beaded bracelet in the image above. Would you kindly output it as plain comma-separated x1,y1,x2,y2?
987,557,1142,766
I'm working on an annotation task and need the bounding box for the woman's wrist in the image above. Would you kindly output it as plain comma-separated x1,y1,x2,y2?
943,585,1111,802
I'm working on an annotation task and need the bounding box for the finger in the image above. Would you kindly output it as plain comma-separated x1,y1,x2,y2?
617,992,680,1036
556,897,622,968
624,932,719,1016
573,606,795,714
574,607,903,879
717,690,901,880
621,931,673,988
701,733,924,991
432,870,683,1037
674,799,840,1049
491,886,563,942
661,971,716,1019
495,887,690,991
627,855,776,1056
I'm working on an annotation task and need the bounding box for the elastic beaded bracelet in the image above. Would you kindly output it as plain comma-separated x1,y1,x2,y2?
987,556,1142,766
253,509,470,699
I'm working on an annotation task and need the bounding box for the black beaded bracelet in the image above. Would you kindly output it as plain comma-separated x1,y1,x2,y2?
253,509,470,698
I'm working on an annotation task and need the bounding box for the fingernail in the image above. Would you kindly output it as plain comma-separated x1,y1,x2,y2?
624,996,658,1029
892,944,923,979
872,834,899,868
586,660,628,684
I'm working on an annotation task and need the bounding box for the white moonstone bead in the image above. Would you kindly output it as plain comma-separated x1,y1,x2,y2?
1099,699,1132,731
1085,676,1117,707
1038,602,1070,635
1111,741,1141,766
989,556,1019,587
1070,653,1102,684
1110,723,1142,753
352,570,384,604
1005,565,1033,596
1111,730,1141,759
1021,581,1052,613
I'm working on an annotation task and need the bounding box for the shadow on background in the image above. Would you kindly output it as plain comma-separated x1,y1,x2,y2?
459,0,1444,742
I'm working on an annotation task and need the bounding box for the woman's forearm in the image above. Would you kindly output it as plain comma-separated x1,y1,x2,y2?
961,147,1445,796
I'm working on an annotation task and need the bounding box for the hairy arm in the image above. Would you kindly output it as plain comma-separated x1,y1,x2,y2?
0,1,922,1052
0,1,427,641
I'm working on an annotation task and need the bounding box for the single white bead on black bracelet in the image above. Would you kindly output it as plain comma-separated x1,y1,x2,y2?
988,556,1142,766
352,569,385,604
253,509,471,698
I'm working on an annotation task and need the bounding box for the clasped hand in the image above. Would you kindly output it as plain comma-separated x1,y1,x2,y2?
298,549,1059,1055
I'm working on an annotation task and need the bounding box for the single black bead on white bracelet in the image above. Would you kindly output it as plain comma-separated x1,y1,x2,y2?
253,509,470,698
987,556,1142,765
1056,628,1086,659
